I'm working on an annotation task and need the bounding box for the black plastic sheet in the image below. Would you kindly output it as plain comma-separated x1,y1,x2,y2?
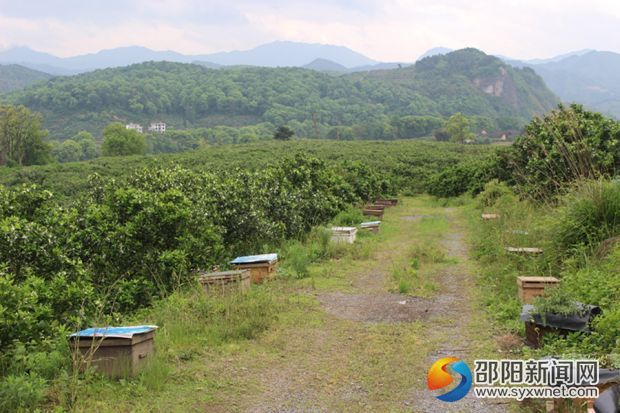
520,303,602,332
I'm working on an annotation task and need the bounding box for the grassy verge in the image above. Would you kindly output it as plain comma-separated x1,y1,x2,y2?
466,180,620,367
40,200,413,411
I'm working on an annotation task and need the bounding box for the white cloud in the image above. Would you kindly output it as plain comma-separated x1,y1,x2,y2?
0,0,619,60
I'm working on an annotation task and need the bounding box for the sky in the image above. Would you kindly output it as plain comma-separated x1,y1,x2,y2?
0,0,619,61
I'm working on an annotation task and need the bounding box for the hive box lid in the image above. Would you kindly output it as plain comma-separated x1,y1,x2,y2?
70,325,158,339
199,270,248,278
230,253,278,265
331,226,357,233
517,276,559,284
360,221,381,227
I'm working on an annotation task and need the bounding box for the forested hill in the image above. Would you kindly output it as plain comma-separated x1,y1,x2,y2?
0,64,53,94
5,48,558,139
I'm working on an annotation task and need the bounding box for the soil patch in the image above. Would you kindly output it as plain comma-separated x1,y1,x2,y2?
318,292,431,323
401,214,435,221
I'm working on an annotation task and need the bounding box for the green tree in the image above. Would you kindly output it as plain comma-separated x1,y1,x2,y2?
511,104,620,199
0,105,51,166
101,123,146,156
273,126,294,141
72,131,98,160
434,128,450,142
444,113,475,144
52,139,82,163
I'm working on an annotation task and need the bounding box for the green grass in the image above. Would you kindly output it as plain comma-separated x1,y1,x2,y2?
467,179,620,368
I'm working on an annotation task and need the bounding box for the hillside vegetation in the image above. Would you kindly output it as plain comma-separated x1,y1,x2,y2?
0,139,497,199
0,64,53,94
3,49,557,139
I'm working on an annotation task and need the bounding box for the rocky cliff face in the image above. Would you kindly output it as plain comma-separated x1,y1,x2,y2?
472,66,520,107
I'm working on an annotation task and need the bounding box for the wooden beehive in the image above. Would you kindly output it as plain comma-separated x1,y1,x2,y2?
363,208,384,219
365,204,386,211
331,226,358,243
505,247,544,255
230,254,278,284
69,326,157,378
376,198,398,206
481,213,500,220
517,276,560,304
198,270,250,294
360,221,380,233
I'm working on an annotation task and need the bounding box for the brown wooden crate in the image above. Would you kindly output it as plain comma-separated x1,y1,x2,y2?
198,270,251,294
70,332,155,378
233,261,278,284
517,276,560,304
365,204,386,210
505,247,544,254
376,198,398,206
362,209,384,218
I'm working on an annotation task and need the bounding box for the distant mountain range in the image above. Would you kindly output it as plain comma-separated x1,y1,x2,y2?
0,41,380,74
413,48,620,118
1,41,620,117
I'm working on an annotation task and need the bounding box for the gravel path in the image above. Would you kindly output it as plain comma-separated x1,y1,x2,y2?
203,203,514,412
406,211,508,412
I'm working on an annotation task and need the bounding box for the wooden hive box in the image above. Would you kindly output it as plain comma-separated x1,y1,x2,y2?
198,270,251,294
517,276,560,304
363,208,384,219
331,226,358,244
69,325,158,378
365,204,386,211
376,198,398,206
230,253,278,284
360,221,381,233
505,247,544,255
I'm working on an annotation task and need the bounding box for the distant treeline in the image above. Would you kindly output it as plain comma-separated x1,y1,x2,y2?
2,49,557,139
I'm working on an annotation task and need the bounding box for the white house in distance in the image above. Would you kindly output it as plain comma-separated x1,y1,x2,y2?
125,123,143,133
148,122,166,134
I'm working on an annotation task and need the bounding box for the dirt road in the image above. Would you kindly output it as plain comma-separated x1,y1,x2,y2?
203,198,511,412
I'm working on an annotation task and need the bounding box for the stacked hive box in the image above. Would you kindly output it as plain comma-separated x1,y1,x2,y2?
230,253,278,284
198,270,251,294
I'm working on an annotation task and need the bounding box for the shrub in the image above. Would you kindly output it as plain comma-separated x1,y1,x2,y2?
331,207,364,226
427,153,505,198
551,180,620,256
511,104,620,200
283,241,312,279
306,227,333,261
0,373,47,413
476,180,516,209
